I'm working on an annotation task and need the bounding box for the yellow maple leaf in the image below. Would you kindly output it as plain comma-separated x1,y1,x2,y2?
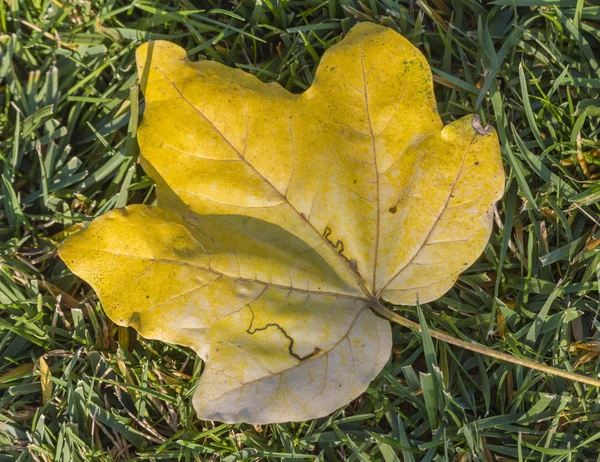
59,22,504,423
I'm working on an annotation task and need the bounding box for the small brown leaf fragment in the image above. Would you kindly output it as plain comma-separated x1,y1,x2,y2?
506,369,514,406
574,352,600,368
497,310,506,340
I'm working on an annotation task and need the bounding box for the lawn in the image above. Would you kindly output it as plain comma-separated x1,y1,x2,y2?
2,0,600,460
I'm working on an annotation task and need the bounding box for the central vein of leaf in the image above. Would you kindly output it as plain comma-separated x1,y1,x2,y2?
360,44,380,295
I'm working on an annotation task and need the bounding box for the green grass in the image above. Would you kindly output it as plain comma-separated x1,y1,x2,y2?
2,0,600,460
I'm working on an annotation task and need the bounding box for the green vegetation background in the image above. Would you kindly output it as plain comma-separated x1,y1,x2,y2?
2,0,600,460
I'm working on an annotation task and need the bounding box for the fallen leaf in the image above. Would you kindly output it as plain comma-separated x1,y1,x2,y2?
59,22,504,423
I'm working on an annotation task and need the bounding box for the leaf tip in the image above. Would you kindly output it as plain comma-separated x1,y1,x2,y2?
136,40,188,93
472,114,494,136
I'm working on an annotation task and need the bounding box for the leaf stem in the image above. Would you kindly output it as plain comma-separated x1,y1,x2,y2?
371,302,600,388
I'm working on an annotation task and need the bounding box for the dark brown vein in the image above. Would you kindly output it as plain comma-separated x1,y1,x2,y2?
206,305,368,403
